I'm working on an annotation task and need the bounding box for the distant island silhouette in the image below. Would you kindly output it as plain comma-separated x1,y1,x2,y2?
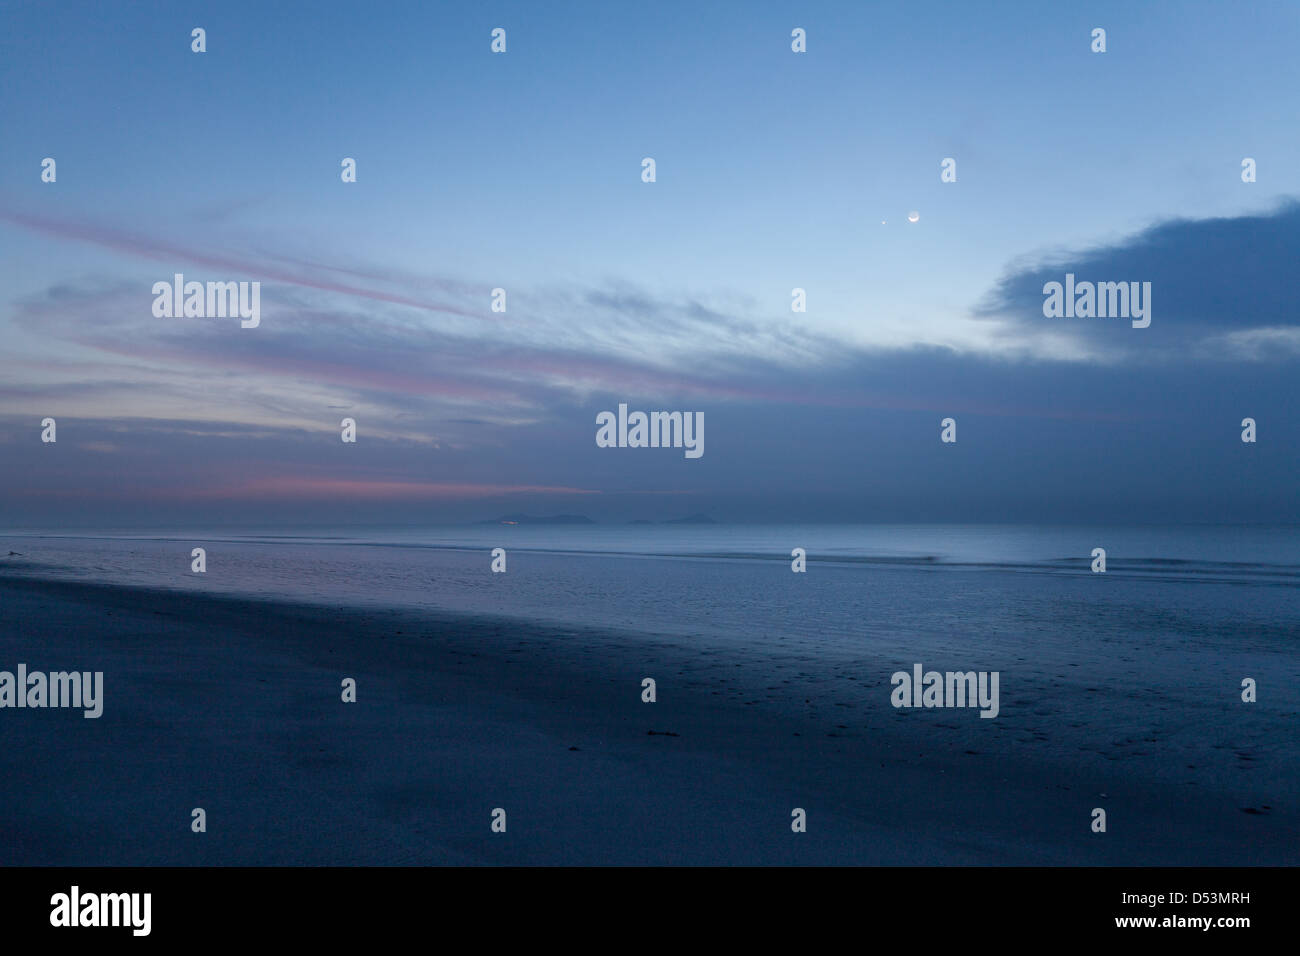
629,514,717,525
474,514,596,525
473,513,717,526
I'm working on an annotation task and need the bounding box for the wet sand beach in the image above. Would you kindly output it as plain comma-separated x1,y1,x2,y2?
0,573,1294,865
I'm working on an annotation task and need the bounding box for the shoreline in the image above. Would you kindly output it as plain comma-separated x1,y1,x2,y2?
0,573,1295,865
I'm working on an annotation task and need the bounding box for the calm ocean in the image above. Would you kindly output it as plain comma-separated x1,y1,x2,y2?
2,524,1296,647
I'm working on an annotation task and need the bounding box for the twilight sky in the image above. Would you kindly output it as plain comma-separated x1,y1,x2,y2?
1,0,1298,527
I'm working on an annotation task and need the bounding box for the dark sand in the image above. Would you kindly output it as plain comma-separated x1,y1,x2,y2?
0,575,1294,865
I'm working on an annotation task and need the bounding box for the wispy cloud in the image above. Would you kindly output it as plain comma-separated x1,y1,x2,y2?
0,206,489,320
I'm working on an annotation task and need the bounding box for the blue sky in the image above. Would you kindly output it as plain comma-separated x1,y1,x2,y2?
1,0,1297,525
